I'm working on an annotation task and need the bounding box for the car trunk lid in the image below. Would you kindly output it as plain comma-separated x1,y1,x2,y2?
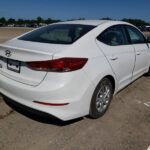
0,39,68,86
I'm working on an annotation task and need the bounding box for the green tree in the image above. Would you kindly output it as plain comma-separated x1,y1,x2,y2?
101,17,112,20
45,18,53,24
36,17,44,24
122,18,150,26
8,18,16,24
17,19,24,25
78,18,85,20
0,17,6,24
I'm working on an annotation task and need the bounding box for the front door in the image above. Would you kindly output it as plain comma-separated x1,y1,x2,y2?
96,25,135,90
125,25,150,80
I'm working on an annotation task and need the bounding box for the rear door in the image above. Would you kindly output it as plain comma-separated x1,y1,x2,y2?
125,25,150,80
96,25,135,90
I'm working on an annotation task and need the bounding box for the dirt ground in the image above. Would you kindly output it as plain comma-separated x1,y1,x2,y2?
0,28,150,150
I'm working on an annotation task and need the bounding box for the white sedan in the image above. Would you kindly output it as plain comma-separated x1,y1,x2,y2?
0,20,150,121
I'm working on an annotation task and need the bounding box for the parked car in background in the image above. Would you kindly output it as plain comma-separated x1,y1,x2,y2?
146,26,150,32
7,24,15,27
0,20,150,121
138,26,150,32
138,26,147,32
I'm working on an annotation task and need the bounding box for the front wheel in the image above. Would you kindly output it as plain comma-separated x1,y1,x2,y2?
146,67,150,76
89,78,113,119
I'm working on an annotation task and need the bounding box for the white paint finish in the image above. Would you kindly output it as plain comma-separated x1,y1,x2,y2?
0,20,150,120
132,44,150,80
96,41,135,90
54,20,111,26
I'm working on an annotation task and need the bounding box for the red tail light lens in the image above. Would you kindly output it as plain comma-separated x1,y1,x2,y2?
33,101,69,106
27,57,88,72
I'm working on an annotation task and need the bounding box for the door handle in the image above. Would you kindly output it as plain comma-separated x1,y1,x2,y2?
136,51,141,55
109,56,118,61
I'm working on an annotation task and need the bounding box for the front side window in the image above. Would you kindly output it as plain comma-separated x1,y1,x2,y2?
18,24,95,44
97,25,127,46
125,25,146,44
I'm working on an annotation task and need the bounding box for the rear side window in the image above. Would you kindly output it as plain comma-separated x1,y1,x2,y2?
19,24,95,44
125,25,146,44
97,25,127,46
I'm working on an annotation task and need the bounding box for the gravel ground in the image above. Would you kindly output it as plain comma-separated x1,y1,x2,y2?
0,28,150,150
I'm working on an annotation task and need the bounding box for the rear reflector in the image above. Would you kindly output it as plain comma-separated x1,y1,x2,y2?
33,101,69,106
27,57,88,72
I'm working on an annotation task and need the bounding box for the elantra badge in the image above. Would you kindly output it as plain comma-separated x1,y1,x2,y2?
5,50,12,57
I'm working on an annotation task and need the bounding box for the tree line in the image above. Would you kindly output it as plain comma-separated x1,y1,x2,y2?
0,17,60,26
0,16,149,27
101,17,150,26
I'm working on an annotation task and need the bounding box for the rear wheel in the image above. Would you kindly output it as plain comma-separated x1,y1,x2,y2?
89,78,113,119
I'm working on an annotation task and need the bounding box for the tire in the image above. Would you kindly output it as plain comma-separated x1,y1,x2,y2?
146,67,150,76
89,78,113,119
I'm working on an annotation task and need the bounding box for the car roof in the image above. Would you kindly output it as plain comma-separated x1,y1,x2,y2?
54,20,126,26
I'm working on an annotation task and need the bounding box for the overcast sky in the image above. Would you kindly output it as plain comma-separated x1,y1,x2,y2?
0,0,149,22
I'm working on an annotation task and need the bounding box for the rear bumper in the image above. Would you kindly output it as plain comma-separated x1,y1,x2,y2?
3,95,58,120
0,71,95,121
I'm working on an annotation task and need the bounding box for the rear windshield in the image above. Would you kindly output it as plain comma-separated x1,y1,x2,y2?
18,24,95,44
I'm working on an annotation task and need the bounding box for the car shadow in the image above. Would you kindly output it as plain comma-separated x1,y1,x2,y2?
3,97,83,126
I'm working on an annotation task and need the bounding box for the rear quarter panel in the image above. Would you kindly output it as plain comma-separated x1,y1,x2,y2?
52,27,118,93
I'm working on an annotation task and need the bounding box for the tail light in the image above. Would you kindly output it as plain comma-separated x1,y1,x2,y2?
27,57,88,72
